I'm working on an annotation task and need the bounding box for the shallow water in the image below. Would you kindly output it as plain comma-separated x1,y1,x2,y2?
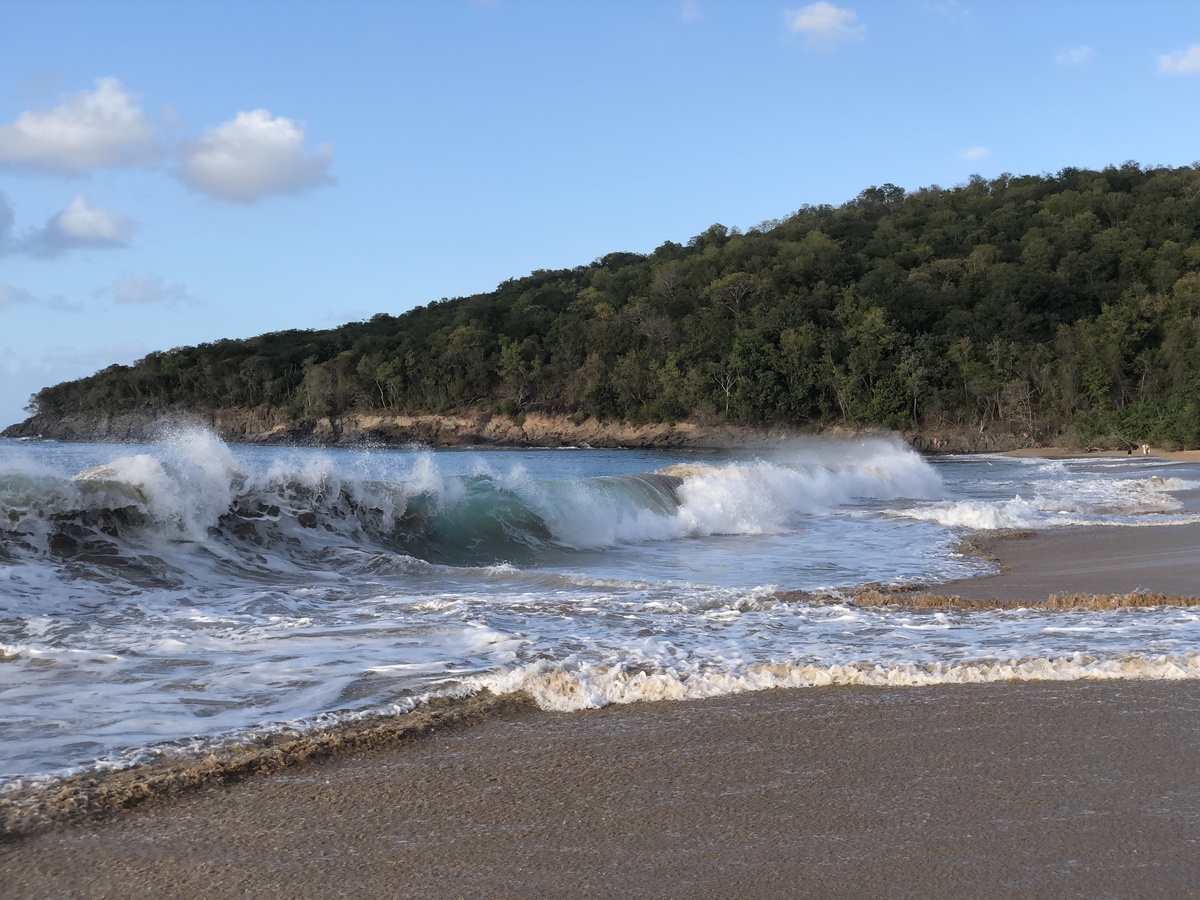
2,430,1198,784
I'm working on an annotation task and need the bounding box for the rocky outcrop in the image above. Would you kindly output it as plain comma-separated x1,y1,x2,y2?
2,406,1041,453
3,407,805,449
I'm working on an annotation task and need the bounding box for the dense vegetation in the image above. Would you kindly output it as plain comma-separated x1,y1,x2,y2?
25,162,1200,446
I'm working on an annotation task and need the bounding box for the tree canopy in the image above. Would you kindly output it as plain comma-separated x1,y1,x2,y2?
25,162,1200,447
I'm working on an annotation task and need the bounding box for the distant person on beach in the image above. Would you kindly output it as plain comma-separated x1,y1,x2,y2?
1142,443,1150,455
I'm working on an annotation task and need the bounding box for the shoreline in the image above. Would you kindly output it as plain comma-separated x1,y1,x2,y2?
8,411,1200,462
879,520,1200,605
1001,444,1200,462
3,408,1045,454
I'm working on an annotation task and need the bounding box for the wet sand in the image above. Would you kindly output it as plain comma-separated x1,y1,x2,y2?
940,449,1200,602
4,681,1200,898
935,521,1200,602
5,463,1200,897
1002,445,1200,462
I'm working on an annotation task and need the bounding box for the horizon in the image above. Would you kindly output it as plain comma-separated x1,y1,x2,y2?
4,1,1200,428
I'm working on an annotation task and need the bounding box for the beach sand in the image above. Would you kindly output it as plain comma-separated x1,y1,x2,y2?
4,465,1200,898
930,521,1200,602
4,680,1199,899
1002,445,1200,463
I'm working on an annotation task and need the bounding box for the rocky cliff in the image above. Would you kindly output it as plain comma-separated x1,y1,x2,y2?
2,407,792,449
2,406,1039,454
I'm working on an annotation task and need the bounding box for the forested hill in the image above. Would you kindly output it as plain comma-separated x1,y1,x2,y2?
14,162,1200,448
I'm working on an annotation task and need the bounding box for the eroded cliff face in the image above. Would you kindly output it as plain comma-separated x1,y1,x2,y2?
3,408,289,445
2,407,795,450
2,406,1035,453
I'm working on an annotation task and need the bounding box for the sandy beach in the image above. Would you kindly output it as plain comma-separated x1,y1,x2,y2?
4,450,1200,898
923,521,1200,602
4,679,1199,899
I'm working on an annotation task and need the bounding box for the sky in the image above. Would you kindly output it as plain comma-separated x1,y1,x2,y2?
2,0,1200,427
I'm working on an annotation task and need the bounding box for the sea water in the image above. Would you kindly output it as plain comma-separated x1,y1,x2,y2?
1,430,1198,785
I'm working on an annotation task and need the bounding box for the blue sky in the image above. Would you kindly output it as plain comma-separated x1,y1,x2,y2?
2,0,1200,427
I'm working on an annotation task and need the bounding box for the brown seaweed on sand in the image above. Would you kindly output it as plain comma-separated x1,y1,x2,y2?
853,589,1200,611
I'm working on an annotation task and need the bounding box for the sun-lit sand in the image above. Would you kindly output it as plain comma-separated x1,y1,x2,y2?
1002,445,1200,462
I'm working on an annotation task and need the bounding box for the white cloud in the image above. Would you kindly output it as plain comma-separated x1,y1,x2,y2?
56,196,136,242
1159,44,1200,75
177,109,334,203
961,146,990,162
18,195,138,258
103,272,194,307
1056,46,1095,66
784,2,866,51
0,77,159,175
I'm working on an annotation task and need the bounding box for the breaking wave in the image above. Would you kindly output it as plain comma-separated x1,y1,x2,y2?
0,428,943,580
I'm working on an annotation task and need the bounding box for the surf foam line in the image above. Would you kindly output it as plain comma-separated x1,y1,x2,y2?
477,652,1200,712
893,472,1200,531
5,647,1198,839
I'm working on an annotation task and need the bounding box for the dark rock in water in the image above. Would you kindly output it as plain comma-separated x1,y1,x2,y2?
297,511,318,529
230,521,264,545
49,532,79,558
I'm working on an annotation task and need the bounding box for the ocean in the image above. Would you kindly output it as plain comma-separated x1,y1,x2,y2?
2,430,1199,790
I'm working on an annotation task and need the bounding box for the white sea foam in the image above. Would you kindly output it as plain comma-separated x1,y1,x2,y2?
894,466,1200,531
527,437,943,548
6,434,1200,785
488,652,1200,712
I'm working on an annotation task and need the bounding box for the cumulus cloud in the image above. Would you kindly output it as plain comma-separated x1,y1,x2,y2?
102,272,194,307
784,2,866,51
1057,46,1095,66
961,146,990,162
0,77,159,175
1159,44,1200,75
0,192,135,258
17,195,138,258
177,109,334,203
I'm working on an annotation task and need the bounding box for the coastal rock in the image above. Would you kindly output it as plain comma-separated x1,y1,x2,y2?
2,406,1037,452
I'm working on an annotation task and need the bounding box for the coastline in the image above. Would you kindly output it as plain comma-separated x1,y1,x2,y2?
2,407,1042,454
915,521,1200,602
931,445,1200,602
1002,444,1200,463
4,447,1200,895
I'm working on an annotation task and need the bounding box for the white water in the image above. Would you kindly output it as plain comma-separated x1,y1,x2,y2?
1,432,1198,785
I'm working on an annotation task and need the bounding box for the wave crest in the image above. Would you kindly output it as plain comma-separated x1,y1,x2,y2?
2,432,943,572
